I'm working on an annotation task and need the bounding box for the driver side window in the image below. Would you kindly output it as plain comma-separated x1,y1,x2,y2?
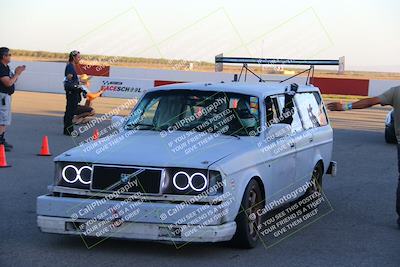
266,94,303,133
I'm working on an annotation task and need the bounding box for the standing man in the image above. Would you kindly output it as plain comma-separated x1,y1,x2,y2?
0,47,25,151
328,86,400,228
63,50,82,136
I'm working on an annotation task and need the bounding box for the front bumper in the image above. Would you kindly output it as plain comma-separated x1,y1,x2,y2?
37,195,236,243
37,216,236,243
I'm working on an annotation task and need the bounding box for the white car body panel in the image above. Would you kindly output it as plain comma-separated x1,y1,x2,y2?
56,130,243,169
37,81,334,243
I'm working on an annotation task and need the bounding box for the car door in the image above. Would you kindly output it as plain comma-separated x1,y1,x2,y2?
263,95,296,202
309,92,332,170
292,92,321,184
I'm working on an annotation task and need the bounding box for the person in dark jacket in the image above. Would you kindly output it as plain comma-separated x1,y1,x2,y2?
63,50,83,136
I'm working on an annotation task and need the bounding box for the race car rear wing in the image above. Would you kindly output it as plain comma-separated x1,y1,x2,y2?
215,54,345,84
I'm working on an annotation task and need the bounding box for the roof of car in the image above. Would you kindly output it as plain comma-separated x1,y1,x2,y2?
147,82,320,98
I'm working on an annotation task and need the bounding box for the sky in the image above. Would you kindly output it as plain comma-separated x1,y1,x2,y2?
1,0,399,72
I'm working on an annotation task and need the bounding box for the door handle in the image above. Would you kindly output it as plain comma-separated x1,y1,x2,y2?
290,142,295,148
309,137,314,143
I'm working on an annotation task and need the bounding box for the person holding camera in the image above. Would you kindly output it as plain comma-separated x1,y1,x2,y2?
0,47,25,151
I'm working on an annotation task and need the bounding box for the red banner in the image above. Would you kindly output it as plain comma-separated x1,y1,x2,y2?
76,64,110,77
310,77,369,96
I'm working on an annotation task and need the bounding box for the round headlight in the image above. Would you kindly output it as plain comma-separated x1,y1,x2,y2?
79,166,93,185
172,171,208,192
61,165,92,184
62,165,79,183
173,171,190,190
190,173,208,191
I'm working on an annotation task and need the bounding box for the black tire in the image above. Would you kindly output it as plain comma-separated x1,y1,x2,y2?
385,127,397,144
231,179,264,249
306,162,324,196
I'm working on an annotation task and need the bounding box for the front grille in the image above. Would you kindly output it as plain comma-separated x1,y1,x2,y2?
91,165,163,194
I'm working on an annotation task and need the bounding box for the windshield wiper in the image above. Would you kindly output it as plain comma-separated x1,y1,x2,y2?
211,129,241,139
125,123,156,130
226,133,241,139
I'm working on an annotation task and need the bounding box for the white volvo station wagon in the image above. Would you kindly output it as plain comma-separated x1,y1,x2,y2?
37,78,336,248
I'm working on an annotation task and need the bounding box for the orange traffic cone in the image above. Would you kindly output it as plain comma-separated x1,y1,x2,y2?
93,128,99,140
37,136,52,156
0,144,11,168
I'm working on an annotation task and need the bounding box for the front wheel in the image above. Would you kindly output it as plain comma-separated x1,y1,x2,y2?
231,179,264,249
306,163,323,196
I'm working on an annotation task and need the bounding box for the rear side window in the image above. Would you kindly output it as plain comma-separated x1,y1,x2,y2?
312,92,328,126
295,92,328,130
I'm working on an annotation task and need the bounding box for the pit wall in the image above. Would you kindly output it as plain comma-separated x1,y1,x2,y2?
9,61,399,98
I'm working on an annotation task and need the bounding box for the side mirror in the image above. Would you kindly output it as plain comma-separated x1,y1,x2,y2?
111,116,125,132
266,123,292,140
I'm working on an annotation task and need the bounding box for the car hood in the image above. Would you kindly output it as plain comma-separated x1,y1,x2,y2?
55,130,253,169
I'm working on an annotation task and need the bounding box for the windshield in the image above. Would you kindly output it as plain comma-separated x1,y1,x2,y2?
125,89,260,136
